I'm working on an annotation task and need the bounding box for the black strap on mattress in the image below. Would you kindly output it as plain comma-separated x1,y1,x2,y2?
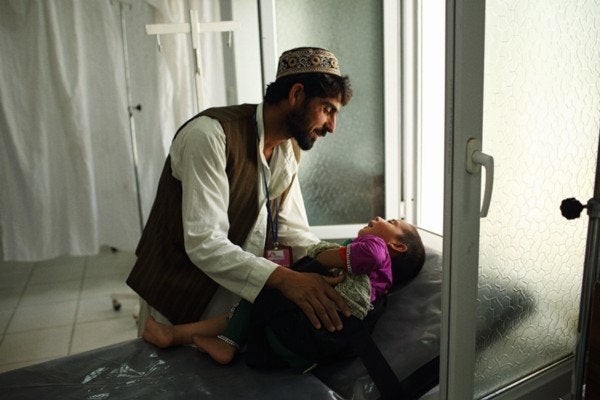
346,324,401,400
347,322,440,400
401,356,440,399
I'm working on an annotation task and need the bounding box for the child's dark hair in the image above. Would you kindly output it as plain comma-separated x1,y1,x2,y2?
390,228,426,287
264,73,353,106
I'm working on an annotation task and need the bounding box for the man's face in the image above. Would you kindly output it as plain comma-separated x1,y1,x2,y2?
286,96,342,151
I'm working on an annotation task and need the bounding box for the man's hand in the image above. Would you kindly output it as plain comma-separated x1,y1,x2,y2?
266,266,351,332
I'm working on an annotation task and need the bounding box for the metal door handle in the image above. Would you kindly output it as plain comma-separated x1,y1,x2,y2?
466,138,494,217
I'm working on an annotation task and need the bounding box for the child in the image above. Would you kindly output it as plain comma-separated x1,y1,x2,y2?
142,217,425,369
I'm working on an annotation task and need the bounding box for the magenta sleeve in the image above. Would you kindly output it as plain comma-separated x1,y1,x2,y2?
347,235,393,301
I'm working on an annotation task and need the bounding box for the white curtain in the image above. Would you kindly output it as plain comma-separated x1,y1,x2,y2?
0,0,226,261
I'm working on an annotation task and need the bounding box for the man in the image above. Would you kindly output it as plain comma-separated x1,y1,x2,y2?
127,47,353,335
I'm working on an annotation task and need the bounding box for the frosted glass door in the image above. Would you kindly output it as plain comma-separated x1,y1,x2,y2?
474,1,599,397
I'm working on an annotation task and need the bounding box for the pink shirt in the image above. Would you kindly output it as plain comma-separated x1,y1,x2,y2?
345,235,393,302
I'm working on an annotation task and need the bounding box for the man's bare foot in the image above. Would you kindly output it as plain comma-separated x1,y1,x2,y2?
192,335,236,365
142,316,174,348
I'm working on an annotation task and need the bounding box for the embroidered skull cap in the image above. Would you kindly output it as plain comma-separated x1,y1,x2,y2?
276,47,341,79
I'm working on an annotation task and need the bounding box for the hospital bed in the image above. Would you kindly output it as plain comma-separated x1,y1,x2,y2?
0,238,533,399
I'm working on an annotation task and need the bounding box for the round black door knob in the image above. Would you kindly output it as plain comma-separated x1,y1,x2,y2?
561,198,585,220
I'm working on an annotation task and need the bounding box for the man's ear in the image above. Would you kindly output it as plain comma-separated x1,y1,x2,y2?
389,242,407,254
288,83,304,106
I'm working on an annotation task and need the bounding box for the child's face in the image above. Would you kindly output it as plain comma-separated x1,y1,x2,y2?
357,217,413,243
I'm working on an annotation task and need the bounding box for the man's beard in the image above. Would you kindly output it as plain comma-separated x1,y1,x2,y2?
285,105,324,151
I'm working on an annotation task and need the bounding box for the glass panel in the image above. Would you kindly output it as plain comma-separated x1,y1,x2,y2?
275,0,384,225
475,0,599,397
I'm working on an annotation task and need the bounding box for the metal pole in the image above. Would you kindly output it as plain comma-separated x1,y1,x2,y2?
571,130,600,399
119,1,145,235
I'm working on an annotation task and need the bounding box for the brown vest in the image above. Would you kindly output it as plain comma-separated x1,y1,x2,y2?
127,104,296,325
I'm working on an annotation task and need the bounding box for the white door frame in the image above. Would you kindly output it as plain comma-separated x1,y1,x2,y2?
439,0,485,397
440,1,574,399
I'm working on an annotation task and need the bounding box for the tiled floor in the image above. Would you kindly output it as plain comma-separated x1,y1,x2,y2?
0,246,139,373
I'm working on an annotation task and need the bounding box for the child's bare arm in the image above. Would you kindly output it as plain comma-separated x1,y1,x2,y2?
314,248,346,269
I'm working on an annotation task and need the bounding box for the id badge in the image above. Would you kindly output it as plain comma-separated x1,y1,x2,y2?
264,244,293,268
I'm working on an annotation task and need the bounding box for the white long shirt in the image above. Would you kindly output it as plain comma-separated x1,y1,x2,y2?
169,103,319,316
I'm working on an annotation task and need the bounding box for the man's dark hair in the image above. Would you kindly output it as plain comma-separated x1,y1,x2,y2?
264,73,353,106
391,229,426,287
